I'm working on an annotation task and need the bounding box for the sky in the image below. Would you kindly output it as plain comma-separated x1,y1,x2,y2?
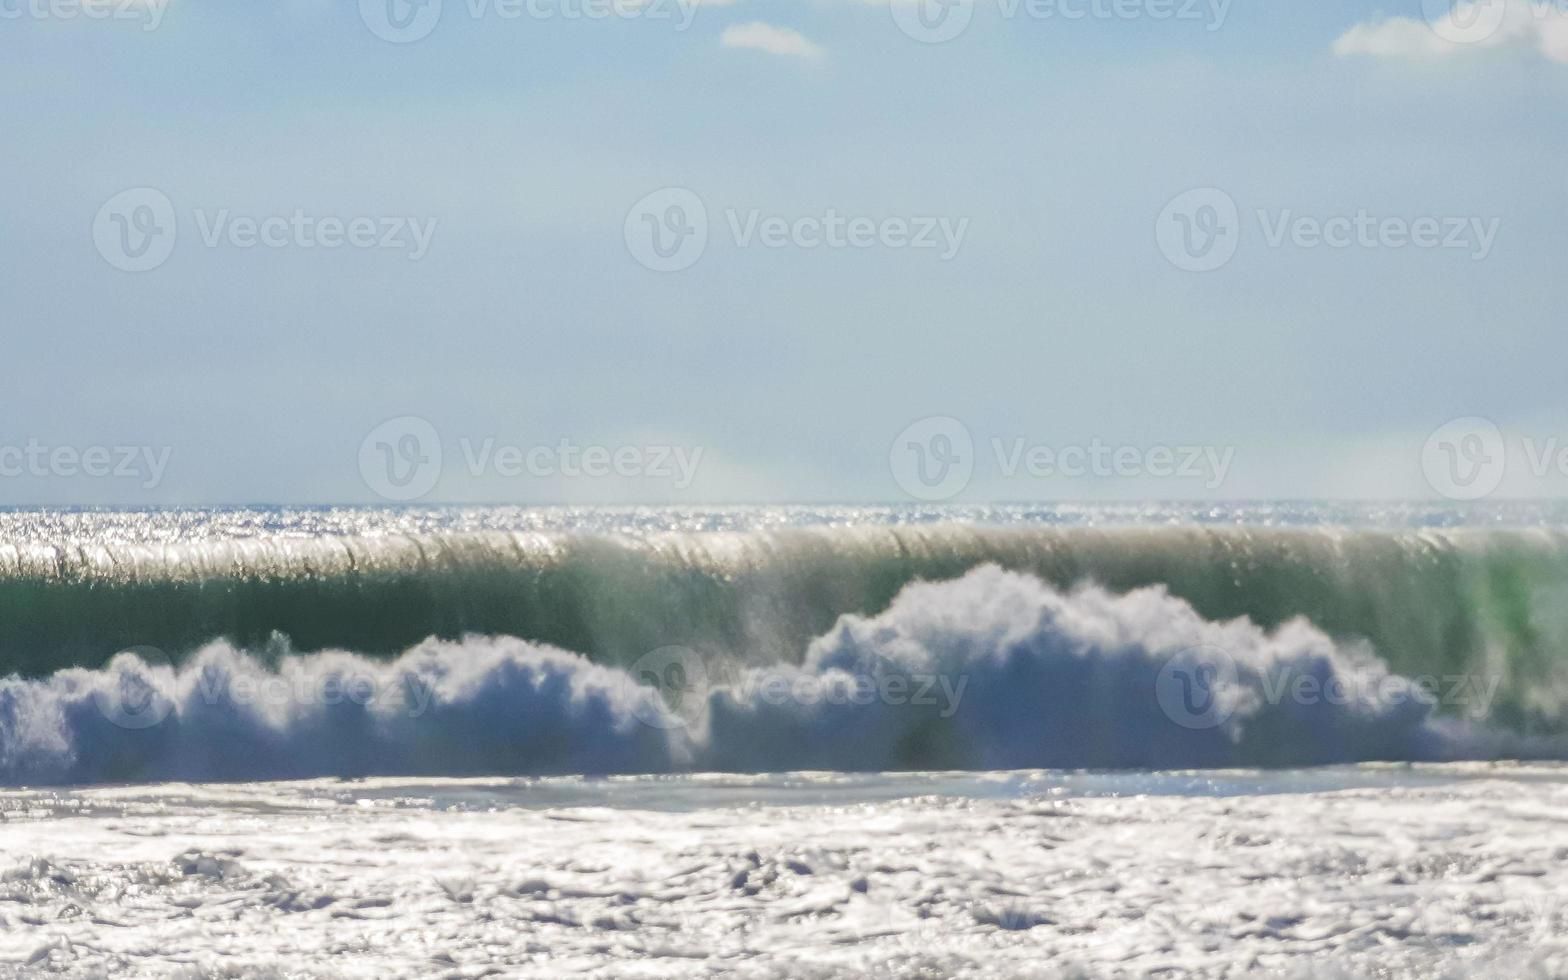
2,0,1566,505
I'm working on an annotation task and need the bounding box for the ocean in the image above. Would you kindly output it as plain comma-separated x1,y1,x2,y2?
2,504,1567,976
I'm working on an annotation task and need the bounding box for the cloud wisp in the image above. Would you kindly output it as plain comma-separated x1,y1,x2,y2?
1335,1,1568,63
720,21,825,59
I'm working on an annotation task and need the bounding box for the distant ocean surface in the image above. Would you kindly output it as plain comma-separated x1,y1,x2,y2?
4,504,1568,976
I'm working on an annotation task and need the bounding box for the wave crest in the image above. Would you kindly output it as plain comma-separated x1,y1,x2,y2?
4,566,1562,786
0,639,674,785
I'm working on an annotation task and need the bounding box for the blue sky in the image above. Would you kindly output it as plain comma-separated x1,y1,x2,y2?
3,0,1566,504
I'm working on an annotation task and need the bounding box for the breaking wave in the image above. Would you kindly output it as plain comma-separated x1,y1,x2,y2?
3,565,1564,786
5,524,1568,732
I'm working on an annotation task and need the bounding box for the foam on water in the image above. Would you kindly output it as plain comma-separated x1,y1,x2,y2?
3,565,1564,786
3,765,1566,977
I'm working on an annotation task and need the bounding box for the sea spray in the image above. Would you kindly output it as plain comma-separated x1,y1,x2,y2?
5,566,1565,786
4,524,1568,730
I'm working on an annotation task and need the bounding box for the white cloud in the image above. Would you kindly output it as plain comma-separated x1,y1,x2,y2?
1334,1,1568,63
720,22,825,59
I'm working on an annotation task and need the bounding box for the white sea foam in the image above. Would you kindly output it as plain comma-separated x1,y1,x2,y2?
2,566,1562,787
1,767,1565,977
0,639,676,785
